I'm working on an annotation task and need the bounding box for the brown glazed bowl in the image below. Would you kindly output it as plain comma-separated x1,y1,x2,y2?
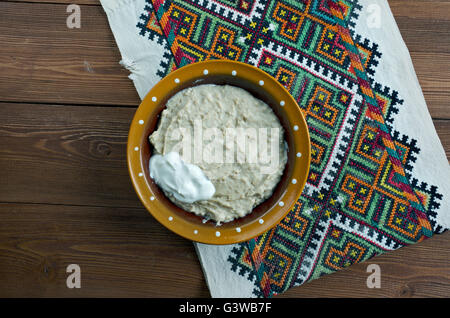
127,60,310,245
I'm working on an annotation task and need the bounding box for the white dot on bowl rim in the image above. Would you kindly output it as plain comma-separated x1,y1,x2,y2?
151,96,157,102
280,100,285,106
138,119,144,125
232,70,237,76
215,231,221,237
292,179,297,184
279,201,285,207
297,152,302,158
194,230,198,234
294,125,299,131
134,146,139,151
150,196,155,201
259,219,264,224
138,172,143,177
174,78,180,83
203,69,209,75
259,80,264,86
168,216,173,221
236,227,241,233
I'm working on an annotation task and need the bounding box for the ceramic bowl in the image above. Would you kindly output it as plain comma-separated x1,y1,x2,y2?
127,60,310,245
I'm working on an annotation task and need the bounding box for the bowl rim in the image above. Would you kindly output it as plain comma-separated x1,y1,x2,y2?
127,60,311,245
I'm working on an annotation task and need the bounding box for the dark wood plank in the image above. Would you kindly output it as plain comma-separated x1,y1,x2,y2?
0,200,447,298
0,1,449,119
279,231,450,298
1,102,448,297
434,120,450,160
0,1,140,106
390,1,450,48
0,202,209,297
5,0,99,4
2,102,449,208
409,52,450,119
389,0,450,119
0,0,449,299
0,102,140,207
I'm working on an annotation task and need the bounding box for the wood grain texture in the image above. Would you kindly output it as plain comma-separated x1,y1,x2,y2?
0,200,447,297
409,52,450,119
5,0,99,4
279,231,450,298
0,1,449,117
434,120,450,160
0,2,140,106
1,102,449,297
0,202,209,297
0,0,449,298
1,102,448,209
389,0,450,119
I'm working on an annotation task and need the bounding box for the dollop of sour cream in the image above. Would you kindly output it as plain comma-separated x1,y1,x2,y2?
149,152,215,204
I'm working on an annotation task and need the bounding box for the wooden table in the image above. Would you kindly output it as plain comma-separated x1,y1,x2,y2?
0,0,449,298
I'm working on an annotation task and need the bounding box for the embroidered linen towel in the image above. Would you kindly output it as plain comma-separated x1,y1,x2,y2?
100,0,450,297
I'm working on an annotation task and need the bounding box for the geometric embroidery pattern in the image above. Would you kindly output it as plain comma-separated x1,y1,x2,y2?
137,0,444,297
